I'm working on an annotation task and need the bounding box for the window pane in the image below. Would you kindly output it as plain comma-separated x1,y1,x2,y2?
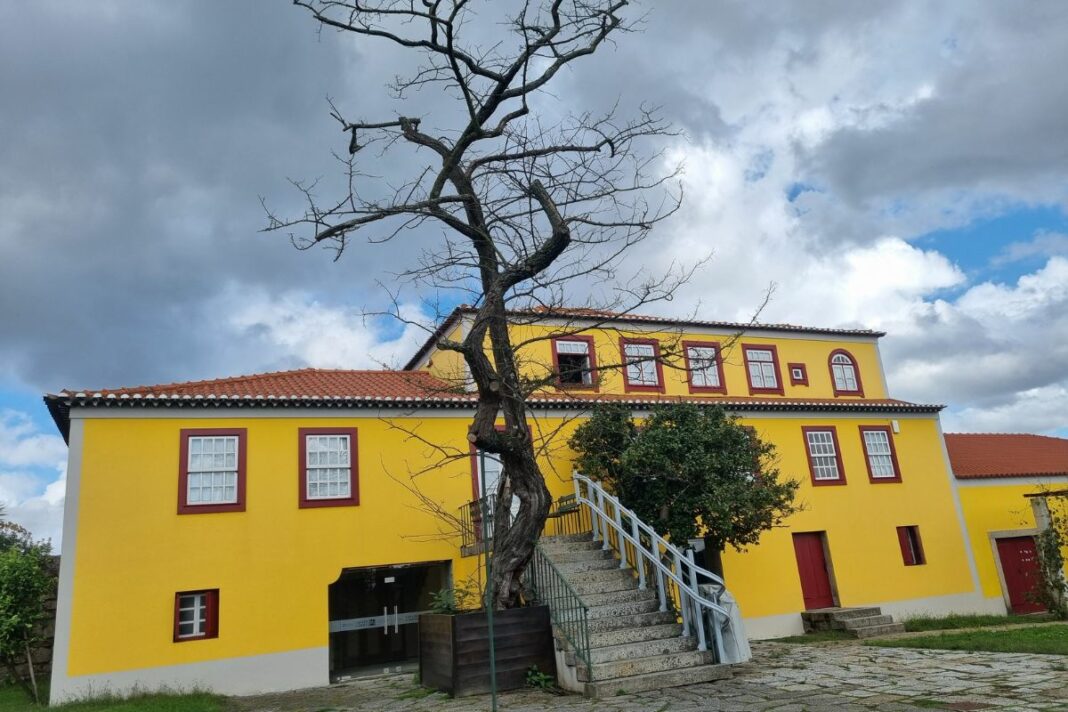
688,346,720,387
306,434,354,499
864,431,896,478
806,431,840,480
556,340,589,355
624,343,659,386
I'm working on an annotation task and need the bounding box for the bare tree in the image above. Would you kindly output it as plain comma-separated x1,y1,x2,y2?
268,0,688,608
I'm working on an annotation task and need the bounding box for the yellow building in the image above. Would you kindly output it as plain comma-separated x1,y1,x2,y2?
45,306,997,701
945,433,1068,615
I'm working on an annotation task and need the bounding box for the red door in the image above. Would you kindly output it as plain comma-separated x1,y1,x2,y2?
793,532,835,610
996,536,1046,614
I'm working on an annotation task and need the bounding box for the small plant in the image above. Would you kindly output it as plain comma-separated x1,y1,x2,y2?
525,665,556,692
428,583,479,614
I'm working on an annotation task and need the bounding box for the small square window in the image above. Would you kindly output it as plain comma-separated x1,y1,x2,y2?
174,589,218,641
788,363,808,386
897,526,925,566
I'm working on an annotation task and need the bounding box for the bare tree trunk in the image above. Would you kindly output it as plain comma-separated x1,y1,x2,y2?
24,641,38,704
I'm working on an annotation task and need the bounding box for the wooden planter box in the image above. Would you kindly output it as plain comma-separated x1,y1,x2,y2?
419,605,556,697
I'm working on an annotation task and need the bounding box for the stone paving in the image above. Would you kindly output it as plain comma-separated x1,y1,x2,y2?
231,641,1068,711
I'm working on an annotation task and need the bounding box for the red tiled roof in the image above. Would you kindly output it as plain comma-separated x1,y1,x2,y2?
63,368,456,399
945,433,1068,479
403,305,885,370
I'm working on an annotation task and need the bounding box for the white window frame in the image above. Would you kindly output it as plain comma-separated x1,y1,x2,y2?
186,435,239,505
554,339,593,386
176,592,210,639
746,348,779,390
831,353,860,393
805,429,842,482
623,342,660,388
862,429,898,480
305,434,353,501
687,345,721,388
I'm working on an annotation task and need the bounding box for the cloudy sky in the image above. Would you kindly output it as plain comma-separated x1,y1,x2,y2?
2,1,1067,544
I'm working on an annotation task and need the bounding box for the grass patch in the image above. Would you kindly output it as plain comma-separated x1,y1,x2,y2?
908,699,949,709
0,685,225,711
770,629,855,644
902,613,1055,632
868,624,1068,655
395,686,436,700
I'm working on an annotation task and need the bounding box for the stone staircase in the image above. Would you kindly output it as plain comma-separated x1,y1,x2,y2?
540,533,732,697
800,606,906,639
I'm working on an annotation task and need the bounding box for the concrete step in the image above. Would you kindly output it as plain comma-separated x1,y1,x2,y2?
588,598,659,620
540,533,595,545
588,635,696,664
543,548,616,564
557,557,622,574
837,614,894,631
588,622,683,649
852,623,906,639
587,610,677,634
578,650,713,682
582,588,656,608
539,539,602,553
584,661,732,698
803,606,882,622
571,571,638,596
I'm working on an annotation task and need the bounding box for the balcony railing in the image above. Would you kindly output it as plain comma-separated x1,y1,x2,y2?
458,492,593,552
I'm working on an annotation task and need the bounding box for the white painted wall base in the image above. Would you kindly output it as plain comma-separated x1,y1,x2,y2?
742,591,1008,640
48,646,328,704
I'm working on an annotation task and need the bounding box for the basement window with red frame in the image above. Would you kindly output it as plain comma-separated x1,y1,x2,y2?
178,429,247,514
299,428,359,508
174,589,218,642
897,526,926,566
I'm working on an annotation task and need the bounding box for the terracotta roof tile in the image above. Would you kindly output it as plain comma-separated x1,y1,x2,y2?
64,368,457,399
945,433,1068,479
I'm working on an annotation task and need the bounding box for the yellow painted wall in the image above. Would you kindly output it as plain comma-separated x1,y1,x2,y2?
501,322,886,400
424,318,468,387
70,407,972,675
957,482,1068,600
69,416,486,676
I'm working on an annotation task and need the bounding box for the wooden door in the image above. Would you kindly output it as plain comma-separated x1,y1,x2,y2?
793,532,835,610
996,536,1046,614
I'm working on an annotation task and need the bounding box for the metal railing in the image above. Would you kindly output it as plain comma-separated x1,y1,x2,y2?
523,543,593,672
573,472,733,661
459,493,497,550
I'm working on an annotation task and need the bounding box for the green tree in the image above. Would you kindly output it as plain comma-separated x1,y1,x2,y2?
0,521,55,703
570,403,801,577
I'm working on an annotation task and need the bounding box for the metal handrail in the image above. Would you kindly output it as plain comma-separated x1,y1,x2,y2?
524,543,593,672
573,472,732,660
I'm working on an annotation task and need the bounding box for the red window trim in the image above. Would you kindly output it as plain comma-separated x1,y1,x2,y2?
742,343,785,396
550,334,599,391
298,427,359,508
682,340,727,394
801,426,847,486
829,348,865,397
620,337,666,393
469,424,508,500
787,362,809,386
896,526,926,566
173,589,219,642
178,429,247,515
859,425,902,484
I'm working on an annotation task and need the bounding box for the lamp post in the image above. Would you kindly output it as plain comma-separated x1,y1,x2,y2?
478,449,498,711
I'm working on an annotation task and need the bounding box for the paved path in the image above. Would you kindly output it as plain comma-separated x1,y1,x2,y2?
231,641,1068,711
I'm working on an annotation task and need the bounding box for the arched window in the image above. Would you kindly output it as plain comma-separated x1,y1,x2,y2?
829,350,863,396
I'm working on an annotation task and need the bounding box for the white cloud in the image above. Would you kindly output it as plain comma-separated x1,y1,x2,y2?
222,289,436,371
0,410,67,546
0,409,67,469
